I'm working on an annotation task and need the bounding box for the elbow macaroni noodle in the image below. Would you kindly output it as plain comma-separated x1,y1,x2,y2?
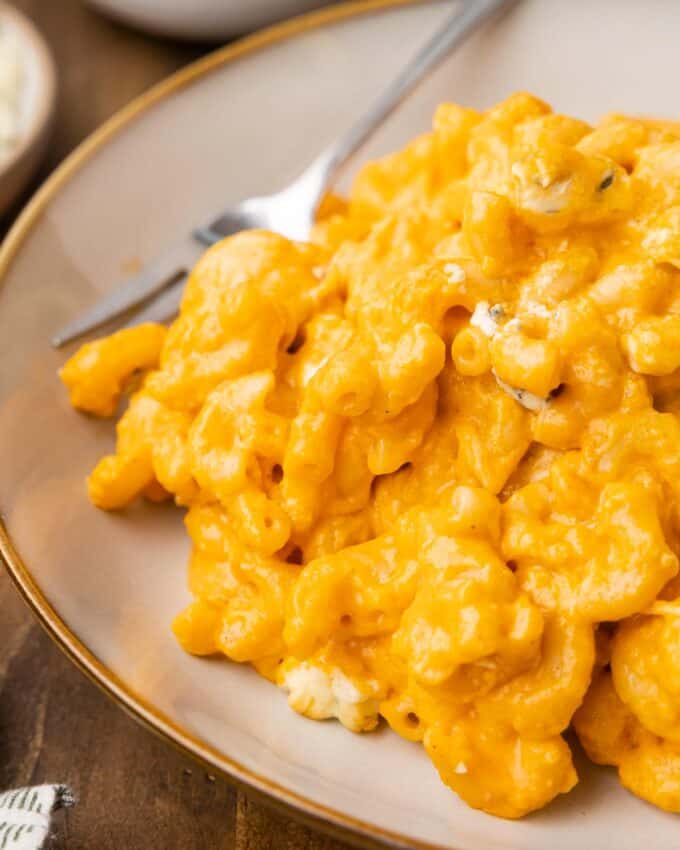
61,94,680,819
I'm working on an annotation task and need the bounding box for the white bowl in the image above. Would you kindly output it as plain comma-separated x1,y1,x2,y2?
84,0,340,41
0,2,55,217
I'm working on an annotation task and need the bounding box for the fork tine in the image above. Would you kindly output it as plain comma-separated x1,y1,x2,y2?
51,234,203,348
198,204,259,244
192,226,225,247
122,275,186,328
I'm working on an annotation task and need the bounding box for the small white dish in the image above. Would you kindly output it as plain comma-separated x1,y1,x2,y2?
85,0,339,41
0,3,55,217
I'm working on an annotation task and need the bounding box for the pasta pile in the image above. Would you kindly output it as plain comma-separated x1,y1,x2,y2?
62,94,680,818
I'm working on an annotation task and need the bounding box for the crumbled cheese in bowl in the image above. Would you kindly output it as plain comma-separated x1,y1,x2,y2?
0,25,24,161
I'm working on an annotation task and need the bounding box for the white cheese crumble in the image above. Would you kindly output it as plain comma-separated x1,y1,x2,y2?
281,661,380,732
469,304,552,411
0,26,24,161
443,262,467,284
511,161,573,214
494,373,548,412
470,302,519,337
470,301,499,337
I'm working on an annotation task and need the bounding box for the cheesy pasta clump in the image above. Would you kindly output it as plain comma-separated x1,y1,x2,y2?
61,94,680,818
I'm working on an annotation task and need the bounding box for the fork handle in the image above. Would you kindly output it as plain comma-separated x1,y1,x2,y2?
305,0,515,201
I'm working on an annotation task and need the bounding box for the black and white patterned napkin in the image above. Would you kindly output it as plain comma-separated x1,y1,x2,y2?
0,786,74,849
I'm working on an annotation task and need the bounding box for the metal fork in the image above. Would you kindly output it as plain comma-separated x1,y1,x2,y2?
52,0,515,348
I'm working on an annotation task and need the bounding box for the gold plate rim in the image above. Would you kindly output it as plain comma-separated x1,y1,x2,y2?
0,2,456,849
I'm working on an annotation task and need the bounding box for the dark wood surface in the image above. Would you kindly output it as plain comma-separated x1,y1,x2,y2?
0,3,355,847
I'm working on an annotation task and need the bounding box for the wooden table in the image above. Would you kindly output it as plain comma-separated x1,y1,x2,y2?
0,3,355,848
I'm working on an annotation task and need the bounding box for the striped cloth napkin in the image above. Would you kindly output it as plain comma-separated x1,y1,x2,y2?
0,786,74,849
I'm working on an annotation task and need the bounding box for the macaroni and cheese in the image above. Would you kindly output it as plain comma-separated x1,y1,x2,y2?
61,94,680,819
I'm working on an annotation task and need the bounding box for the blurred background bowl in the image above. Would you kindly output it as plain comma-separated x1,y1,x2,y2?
83,0,340,41
0,2,56,217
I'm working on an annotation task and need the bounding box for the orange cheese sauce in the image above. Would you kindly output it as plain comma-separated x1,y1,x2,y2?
61,94,680,818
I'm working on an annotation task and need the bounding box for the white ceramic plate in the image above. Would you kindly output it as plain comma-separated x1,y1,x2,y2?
1,2,679,848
